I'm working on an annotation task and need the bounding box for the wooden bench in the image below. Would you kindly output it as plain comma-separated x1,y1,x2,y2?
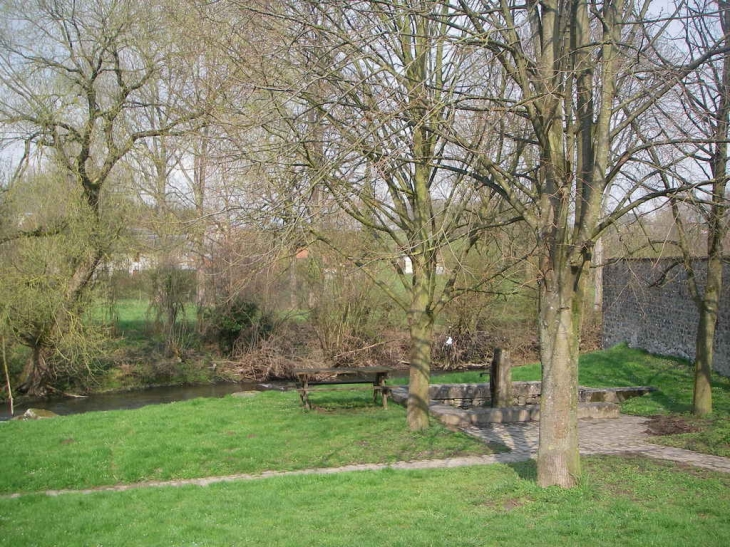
293,367,395,410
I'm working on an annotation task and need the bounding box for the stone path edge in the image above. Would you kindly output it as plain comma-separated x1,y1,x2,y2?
2,453,531,499
4,409,730,499
4,440,730,499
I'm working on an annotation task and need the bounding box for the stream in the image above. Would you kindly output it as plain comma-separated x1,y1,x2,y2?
0,368,464,421
0,382,277,421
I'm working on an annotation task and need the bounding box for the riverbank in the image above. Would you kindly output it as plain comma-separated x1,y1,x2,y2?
0,382,260,421
3,345,729,463
0,389,499,494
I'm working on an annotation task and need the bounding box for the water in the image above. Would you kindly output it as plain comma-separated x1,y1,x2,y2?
0,367,470,421
0,382,270,421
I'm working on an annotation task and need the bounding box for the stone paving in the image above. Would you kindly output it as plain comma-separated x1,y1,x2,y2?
463,413,730,473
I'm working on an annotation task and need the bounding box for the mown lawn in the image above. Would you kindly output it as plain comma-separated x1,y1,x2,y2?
1,345,729,545
1,456,728,546
0,390,500,495
426,344,730,457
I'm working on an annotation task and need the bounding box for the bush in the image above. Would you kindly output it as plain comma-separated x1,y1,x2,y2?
204,299,274,356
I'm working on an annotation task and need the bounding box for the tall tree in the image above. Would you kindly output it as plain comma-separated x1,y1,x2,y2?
0,0,206,395
239,0,517,429
656,0,730,415
449,0,716,486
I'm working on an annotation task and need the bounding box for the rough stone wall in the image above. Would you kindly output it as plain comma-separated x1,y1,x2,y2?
602,258,730,377
428,382,543,408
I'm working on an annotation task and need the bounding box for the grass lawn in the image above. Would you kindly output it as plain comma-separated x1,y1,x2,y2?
0,457,728,546
426,344,730,458
1,345,729,545
0,390,500,495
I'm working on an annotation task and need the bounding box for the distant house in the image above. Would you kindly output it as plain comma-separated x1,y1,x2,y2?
118,229,198,275
129,252,154,275
400,255,445,275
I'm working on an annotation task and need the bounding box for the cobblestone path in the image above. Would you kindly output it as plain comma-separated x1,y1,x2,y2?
464,414,730,473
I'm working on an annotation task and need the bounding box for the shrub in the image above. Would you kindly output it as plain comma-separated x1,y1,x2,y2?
204,299,274,355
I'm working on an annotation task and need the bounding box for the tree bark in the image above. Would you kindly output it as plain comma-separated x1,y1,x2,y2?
693,213,725,415
18,345,53,398
693,175,727,415
537,265,583,488
693,278,719,416
593,238,603,313
692,0,730,415
407,308,434,431
407,254,435,431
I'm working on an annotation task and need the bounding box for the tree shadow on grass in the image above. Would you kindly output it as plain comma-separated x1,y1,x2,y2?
304,391,383,411
506,459,537,481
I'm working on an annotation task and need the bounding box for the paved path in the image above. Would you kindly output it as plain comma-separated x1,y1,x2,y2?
3,414,729,499
464,414,730,473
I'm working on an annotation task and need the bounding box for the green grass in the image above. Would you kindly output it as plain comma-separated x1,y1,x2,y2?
647,415,730,458
423,345,730,457
0,390,499,495
92,298,198,340
112,299,154,343
119,298,198,340
86,298,217,390
2,347,729,545
1,456,728,546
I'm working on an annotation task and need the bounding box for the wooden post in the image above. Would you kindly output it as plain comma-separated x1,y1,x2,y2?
490,348,512,408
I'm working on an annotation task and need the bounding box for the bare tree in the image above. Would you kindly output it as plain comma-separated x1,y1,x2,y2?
0,0,207,395
447,0,719,487
653,0,730,415
231,0,519,429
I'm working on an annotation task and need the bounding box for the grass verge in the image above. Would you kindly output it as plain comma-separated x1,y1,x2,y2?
0,390,500,495
1,456,728,546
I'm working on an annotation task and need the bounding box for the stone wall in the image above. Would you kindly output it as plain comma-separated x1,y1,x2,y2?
602,258,730,377
428,382,542,409
427,382,656,409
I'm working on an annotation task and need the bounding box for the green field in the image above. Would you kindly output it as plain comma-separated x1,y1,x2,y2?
0,391,499,495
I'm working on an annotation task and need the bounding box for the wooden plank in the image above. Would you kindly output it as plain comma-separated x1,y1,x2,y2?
293,366,394,375
298,386,386,393
304,380,378,386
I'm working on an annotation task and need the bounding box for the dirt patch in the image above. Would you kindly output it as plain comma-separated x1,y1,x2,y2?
479,497,528,512
501,498,525,511
645,415,703,436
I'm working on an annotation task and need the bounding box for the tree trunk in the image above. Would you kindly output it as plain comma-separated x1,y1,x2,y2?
692,1,730,414
407,308,434,431
19,249,104,396
196,264,207,332
693,256,722,415
593,238,603,313
536,264,583,488
406,254,434,431
18,345,52,398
